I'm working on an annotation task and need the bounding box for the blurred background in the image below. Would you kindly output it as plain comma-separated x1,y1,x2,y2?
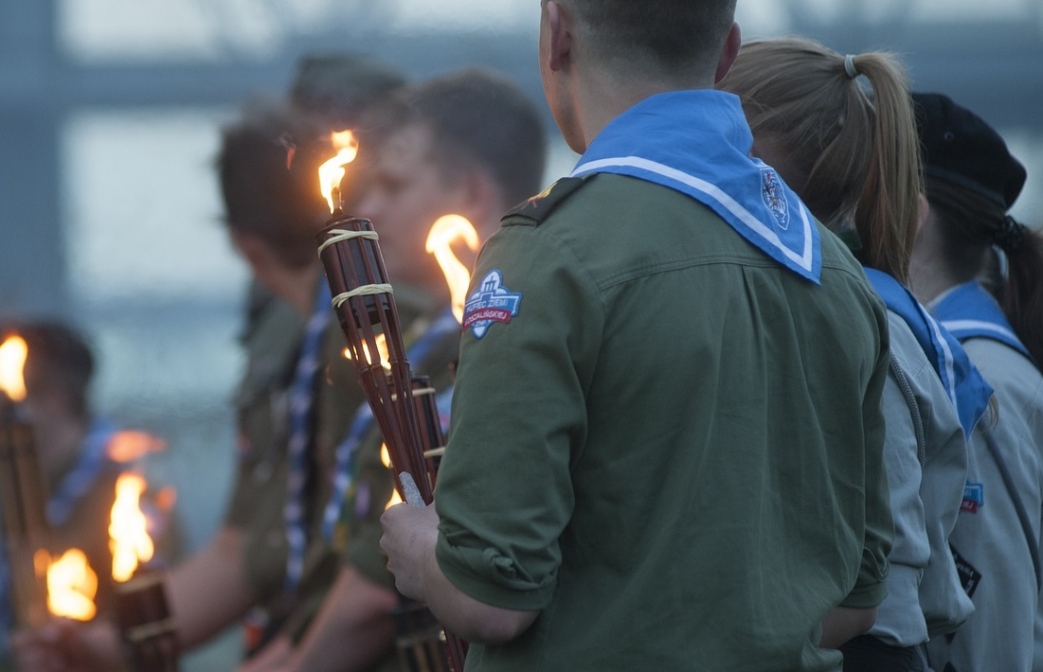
1,0,1041,669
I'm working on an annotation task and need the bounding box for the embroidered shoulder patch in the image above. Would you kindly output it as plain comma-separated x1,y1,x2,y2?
462,270,522,339
761,168,790,231
961,480,984,513
502,176,587,226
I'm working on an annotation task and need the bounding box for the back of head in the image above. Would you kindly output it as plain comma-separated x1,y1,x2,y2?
290,53,407,129
913,91,1043,365
406,68,546,208
563,0,736,82
217,104,330,270
3,321,95,420
718,37,920,284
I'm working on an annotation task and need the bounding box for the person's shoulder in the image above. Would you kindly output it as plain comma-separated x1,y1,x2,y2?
964,338,1043,392
500,176,591,228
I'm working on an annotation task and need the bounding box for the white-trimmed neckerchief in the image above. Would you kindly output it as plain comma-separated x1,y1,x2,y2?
864,269,993,437
932,280,1036,367
570,89,822,283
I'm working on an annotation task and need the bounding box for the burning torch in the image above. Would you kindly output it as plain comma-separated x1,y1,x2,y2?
315,132,468,672
0,334,51,629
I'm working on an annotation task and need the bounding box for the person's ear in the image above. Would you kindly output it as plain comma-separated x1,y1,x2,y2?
545,1,573,73
714,22,742,84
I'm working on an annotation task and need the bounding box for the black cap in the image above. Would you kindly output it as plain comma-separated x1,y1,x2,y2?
912,92,1027,210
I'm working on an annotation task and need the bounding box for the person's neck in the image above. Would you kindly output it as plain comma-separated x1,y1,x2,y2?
45,417,91,484
908,250,965,306
574,66,712,151
281,264,322,318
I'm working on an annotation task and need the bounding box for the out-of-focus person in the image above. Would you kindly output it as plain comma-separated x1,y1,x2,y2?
0,320,180,672
909,91,1043,672
718,37,993,672
266,67,546,672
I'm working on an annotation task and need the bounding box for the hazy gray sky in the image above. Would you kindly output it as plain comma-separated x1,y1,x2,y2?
60,0,1041,60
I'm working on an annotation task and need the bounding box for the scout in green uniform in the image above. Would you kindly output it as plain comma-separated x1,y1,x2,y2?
8,89,392,672
380,2,894,671
273,69,546,672
1,322,181,672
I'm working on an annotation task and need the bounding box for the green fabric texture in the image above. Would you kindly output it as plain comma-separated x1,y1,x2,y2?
435,174,893,672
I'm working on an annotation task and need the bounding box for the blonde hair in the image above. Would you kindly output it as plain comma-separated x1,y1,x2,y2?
718,37,922,284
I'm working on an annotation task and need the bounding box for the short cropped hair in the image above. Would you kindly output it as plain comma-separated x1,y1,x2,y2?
407,69,546,208
290,53,407,129
216,105,330,269
563,0,737,78
3,321,95,420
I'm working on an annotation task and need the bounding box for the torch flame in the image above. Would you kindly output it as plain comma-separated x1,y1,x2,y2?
106,431,168,464
319,130,360,213
343,334,391,371
380,443,403,509
109,473,155,583
46,549,98,621
0,335,28,402
425,215,480,323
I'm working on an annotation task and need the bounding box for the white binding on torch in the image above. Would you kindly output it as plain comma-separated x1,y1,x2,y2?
318,229,395,308
332,284,394,310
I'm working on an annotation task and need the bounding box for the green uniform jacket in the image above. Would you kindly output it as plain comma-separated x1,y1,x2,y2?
435,175,893,672
227,288,368,646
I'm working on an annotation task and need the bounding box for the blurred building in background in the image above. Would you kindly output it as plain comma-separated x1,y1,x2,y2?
1,1,1041,669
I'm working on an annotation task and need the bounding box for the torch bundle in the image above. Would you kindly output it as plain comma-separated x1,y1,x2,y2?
316,216,467,672
0,335,51,629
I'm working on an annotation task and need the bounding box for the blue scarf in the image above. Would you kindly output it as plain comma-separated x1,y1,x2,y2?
571,90,821,283
47,419,119,527
283,283,333,590
932,281,1035,366
864,269,993,437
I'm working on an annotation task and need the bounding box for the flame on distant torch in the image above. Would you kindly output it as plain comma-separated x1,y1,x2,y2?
319,130,360,213
46,549,98,621
426,215,480,323
109,473,155,583
107,431,168,464
342,334,391,371
380,444,404,509
0,335,28,402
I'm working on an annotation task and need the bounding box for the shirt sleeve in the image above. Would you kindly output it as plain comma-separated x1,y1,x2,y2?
433,221,604,611
840,300,894,609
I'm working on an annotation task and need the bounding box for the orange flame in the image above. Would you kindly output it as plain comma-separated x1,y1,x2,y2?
0,335,28,402
380,444,404,509
107,431,168,464
342,334,391,371
109,473,155,583
426,215,480,323
319,130,360,213
46,549,98,621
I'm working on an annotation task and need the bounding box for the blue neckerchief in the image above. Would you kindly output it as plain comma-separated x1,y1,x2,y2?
47,418,119,527
321,307,459,540
932,281,1036,366
570,90,821,283
864,269,993,437
284,282,333,590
